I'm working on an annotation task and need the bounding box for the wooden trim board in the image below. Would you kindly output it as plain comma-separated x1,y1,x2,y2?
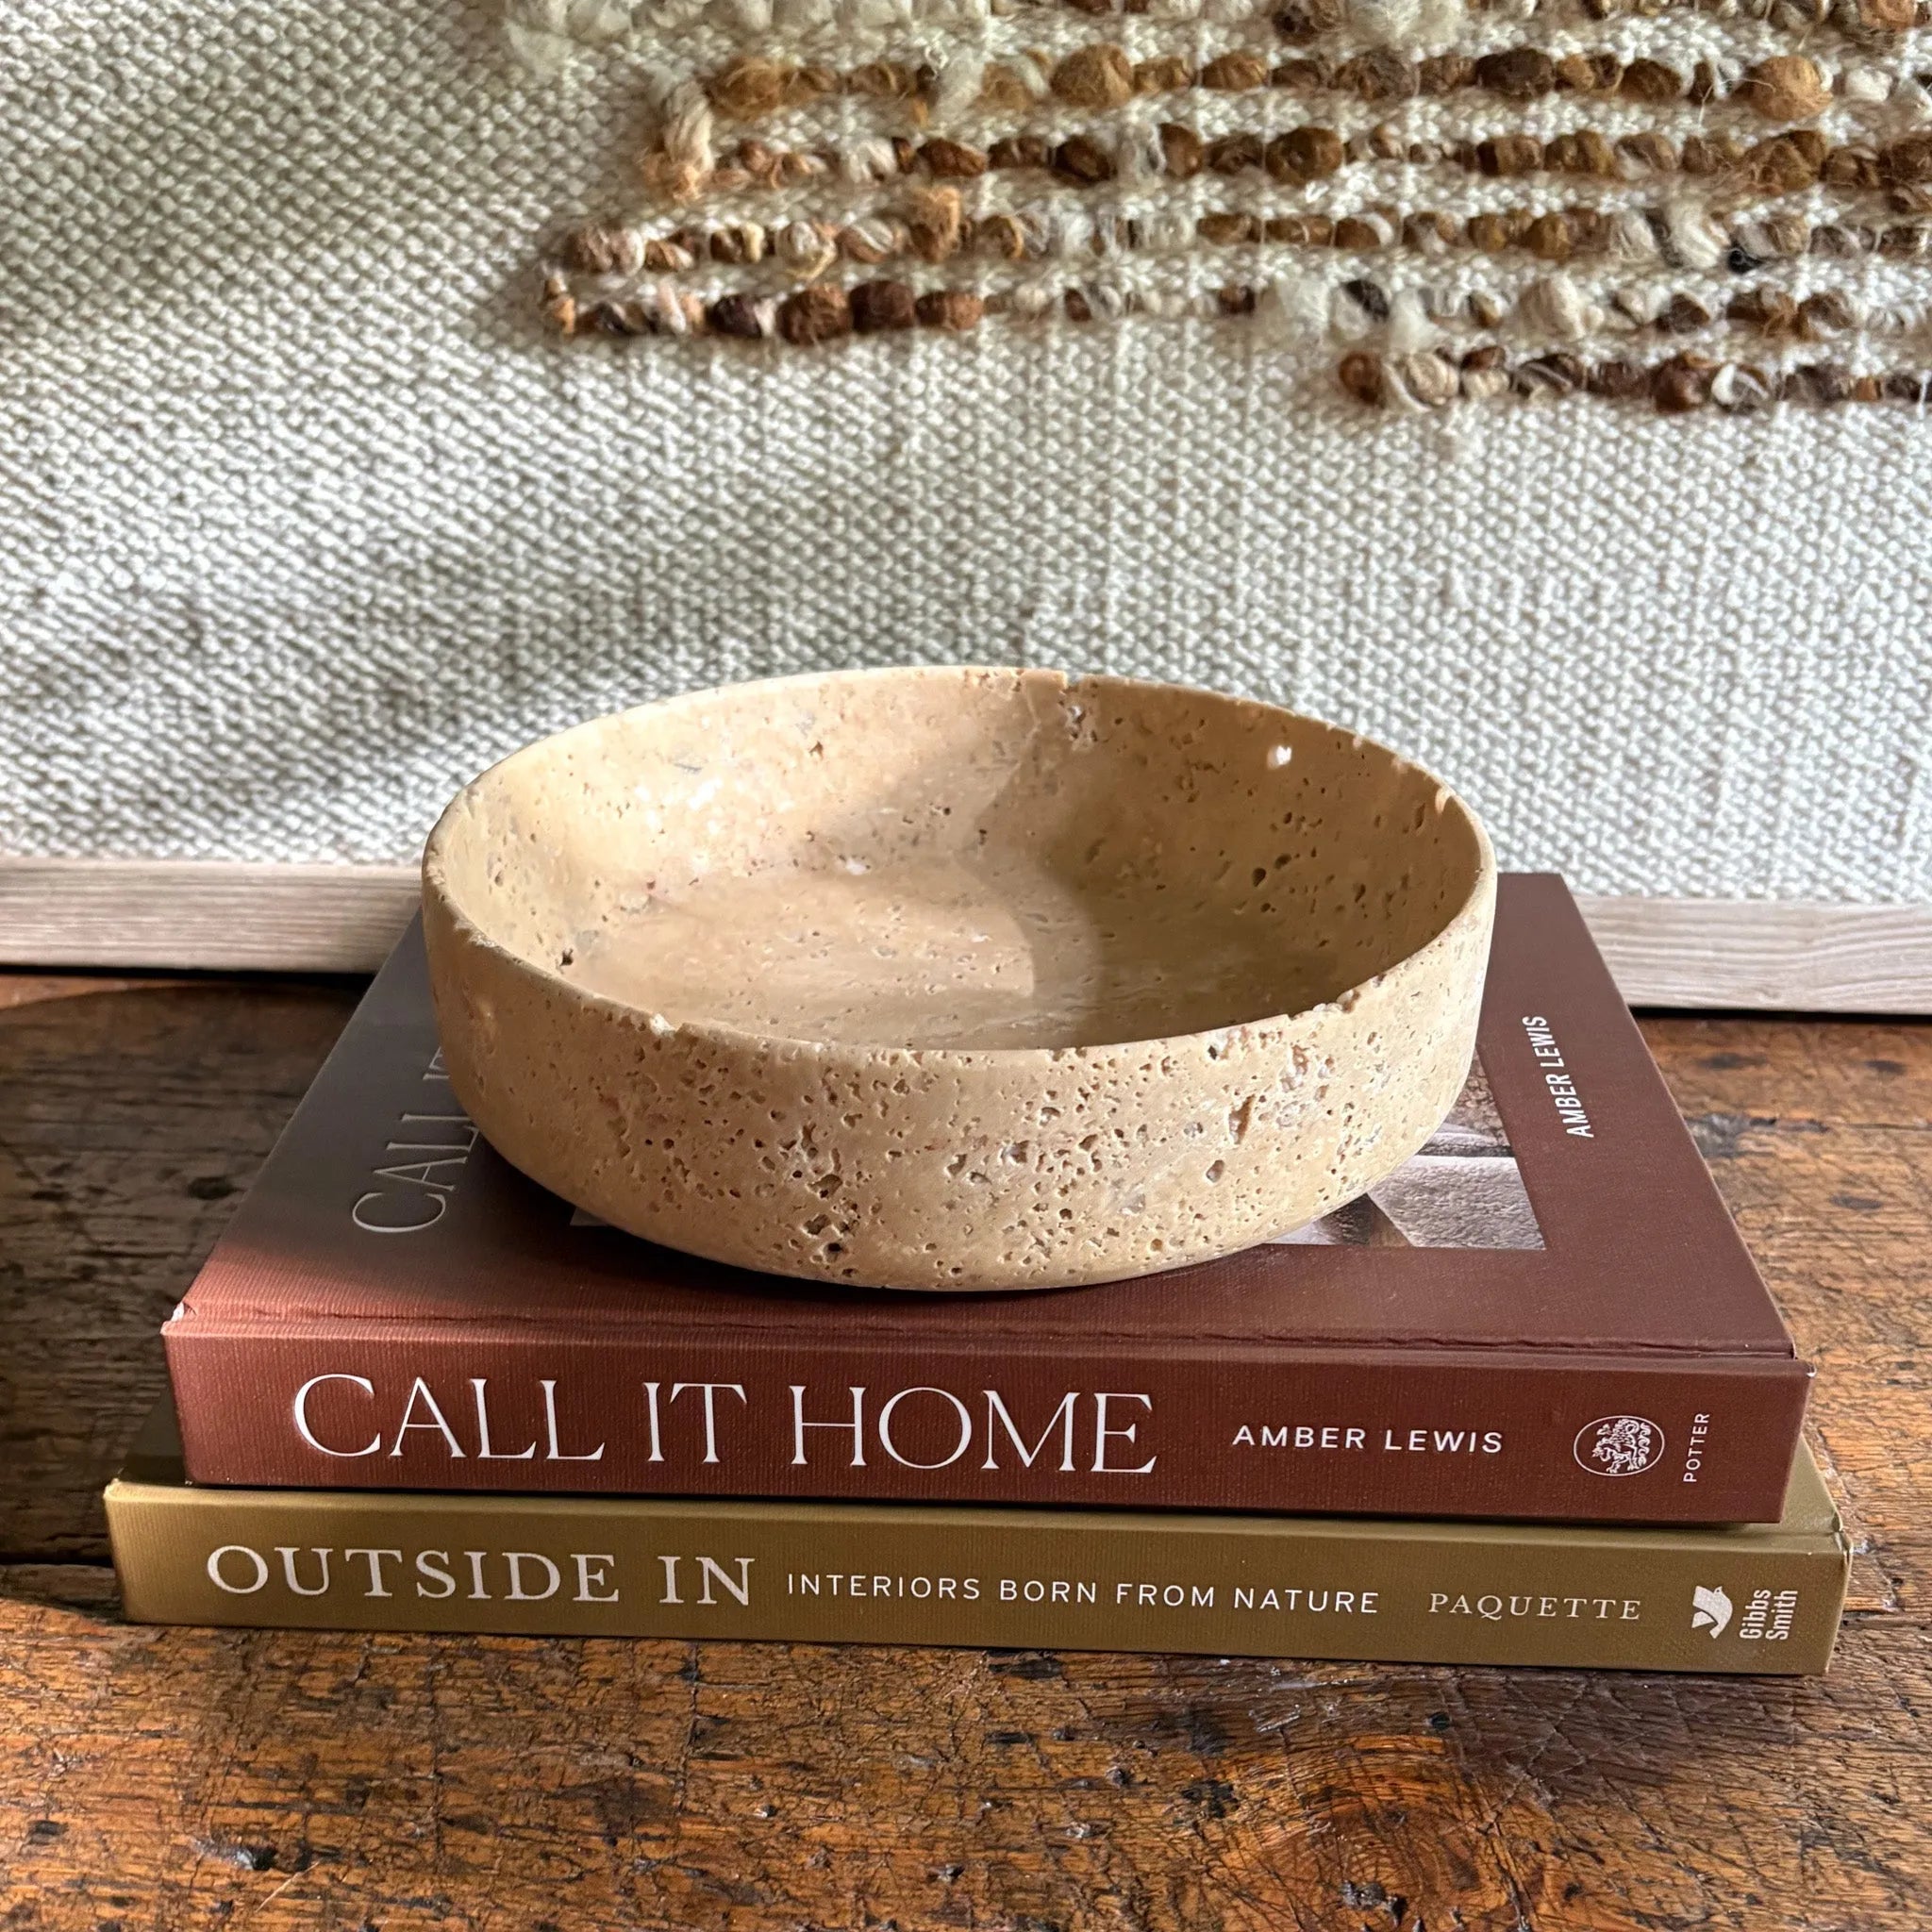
1570,895,1932,1015
0,858,1926,1011
0,861,422,976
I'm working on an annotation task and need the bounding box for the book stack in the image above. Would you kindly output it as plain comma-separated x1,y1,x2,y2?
108,876,1850,1674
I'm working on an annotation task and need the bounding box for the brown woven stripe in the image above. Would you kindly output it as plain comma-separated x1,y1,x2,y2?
696,43,1887,124
541,270,1932,406
651,124,1932,200
542,264,1924,358
528,0,1932,405
554,202,1929,282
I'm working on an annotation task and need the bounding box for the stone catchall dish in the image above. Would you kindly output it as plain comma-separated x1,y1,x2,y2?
422,668,1495,1291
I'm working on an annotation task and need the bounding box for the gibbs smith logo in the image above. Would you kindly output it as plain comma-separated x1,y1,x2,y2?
1691,1584,1734,1638
1574,1415,1666,1477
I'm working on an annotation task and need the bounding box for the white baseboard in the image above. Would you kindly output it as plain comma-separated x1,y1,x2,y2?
0,858,1926,1012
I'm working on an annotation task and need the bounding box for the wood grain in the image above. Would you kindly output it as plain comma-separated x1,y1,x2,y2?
1,984,1928,1929
4,858,1930,1011
1575,896,1932,1015
0,859,419,974
0,975,168,1013
0,980,360,1561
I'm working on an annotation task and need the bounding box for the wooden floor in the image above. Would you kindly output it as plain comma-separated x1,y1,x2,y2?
1,975,1927,1930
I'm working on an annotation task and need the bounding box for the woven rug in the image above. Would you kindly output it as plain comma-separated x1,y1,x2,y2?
1,0,1927,898
521,0,1932,408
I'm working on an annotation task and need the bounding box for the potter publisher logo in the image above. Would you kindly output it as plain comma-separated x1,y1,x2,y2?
1574,1415,1665,1477
1691,1585,1734,1638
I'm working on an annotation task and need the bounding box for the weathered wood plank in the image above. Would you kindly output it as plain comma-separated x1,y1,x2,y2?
5,858,1930,1010
1578,897,1932,1014
0,1607,1925,1930
1645,1018,1932,1621
0,980,360,1560
0,975,167,1014
1,984,1928,1930
0,859,419,974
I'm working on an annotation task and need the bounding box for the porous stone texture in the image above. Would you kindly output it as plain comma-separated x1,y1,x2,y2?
424,668,1494,1291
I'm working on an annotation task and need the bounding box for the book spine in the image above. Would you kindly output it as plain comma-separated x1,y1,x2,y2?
107,1479,1848,1674
167,1326,1810,1522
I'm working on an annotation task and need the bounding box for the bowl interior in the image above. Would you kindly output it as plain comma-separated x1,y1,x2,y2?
430,671,1488,1052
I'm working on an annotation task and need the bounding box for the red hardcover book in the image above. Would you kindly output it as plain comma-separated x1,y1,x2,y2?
165,875,1811,1523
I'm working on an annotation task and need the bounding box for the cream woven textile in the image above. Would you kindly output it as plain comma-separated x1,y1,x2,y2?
2,0,1927,899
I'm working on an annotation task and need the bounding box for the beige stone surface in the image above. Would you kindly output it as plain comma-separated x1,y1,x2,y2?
422,667,1494,1291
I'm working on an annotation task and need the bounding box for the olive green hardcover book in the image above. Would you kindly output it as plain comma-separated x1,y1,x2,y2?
108,1411,1848,1674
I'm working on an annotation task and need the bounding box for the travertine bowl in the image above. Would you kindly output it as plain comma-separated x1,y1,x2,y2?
423,668,1494,1291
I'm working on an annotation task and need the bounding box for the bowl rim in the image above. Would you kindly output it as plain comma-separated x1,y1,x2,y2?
422,665,1497,1067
